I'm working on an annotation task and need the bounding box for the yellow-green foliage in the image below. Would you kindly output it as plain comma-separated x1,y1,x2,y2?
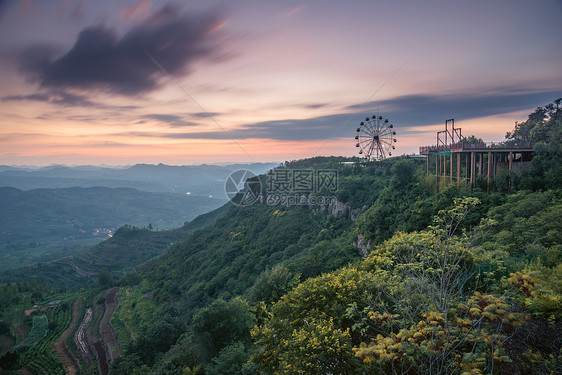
508,270,562,315
352,291,526,374
270,209,286,217
251,267,378,374
182,365,203,375
251,198,543,375
252,317,353,375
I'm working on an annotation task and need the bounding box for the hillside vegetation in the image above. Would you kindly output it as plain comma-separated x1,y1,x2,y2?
110,99,560,375
1,99,560,374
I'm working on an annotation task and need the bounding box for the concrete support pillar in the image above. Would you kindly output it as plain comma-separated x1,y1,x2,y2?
435,154,439,185
464,154,468,184
450,154,453,182
457,153,461,186
487,151,492,193
470,151,476,187
509,152,513,171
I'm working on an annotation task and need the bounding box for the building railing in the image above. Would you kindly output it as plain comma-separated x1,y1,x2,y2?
419,141,533,154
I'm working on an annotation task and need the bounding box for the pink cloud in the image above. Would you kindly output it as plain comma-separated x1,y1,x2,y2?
118,0,152,21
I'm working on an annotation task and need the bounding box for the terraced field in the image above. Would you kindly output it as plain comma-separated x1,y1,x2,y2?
9,288,122,375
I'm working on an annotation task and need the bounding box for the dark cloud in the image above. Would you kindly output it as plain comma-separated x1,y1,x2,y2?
142,114,197,127
190,112,220,118
346,89,562,128
2,91,138,110
18,5,226,95
0,0,16,20
3,93,51,102
150,114,345,141
303,103,330,109
3,91,98,107
273,102,332,110
153,89,561,141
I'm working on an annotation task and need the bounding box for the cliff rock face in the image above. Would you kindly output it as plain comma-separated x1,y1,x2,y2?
259,191,357,220
317,198,353,219
259,191,370,256
320,198,371,257
354,234,371,258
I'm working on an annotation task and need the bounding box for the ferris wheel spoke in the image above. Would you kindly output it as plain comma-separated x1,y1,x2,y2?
368,145,377,159
379,129,392,136
364,124,375,134
377,141,386,156
358,138,372,145
379,138,392,146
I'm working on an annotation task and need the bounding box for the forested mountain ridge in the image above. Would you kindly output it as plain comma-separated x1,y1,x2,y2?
109,179,561,374
110,99,561,374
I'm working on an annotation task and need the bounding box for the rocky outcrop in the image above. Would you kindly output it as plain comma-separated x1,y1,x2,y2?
354,234,371,258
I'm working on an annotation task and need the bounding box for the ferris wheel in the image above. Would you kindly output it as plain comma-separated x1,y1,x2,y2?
355,115,397,161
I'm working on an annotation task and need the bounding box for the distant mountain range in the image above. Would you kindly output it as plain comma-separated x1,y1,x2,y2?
0,163,277,195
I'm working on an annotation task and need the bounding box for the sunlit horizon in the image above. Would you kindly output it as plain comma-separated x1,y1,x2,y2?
1,0,560,166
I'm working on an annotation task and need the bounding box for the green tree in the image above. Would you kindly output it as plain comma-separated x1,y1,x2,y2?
205,341,255,375
120,312,183,368
98,268,112,286
0,320,10,336
192,297,253,362
390,158,417,189
251,266,376,374
248,265,300,305
463,135,485,144
506,98,562,190
0,351,19,370
30,290,43,303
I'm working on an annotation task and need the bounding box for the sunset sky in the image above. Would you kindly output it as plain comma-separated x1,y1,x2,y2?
0,0,561,166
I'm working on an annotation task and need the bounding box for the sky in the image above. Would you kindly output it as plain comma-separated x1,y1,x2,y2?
0,0,561,166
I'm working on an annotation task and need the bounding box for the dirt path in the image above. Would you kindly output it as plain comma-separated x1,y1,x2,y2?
52,298,81,375
99,287,120,363
93,341,109,375
88,287,120,375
